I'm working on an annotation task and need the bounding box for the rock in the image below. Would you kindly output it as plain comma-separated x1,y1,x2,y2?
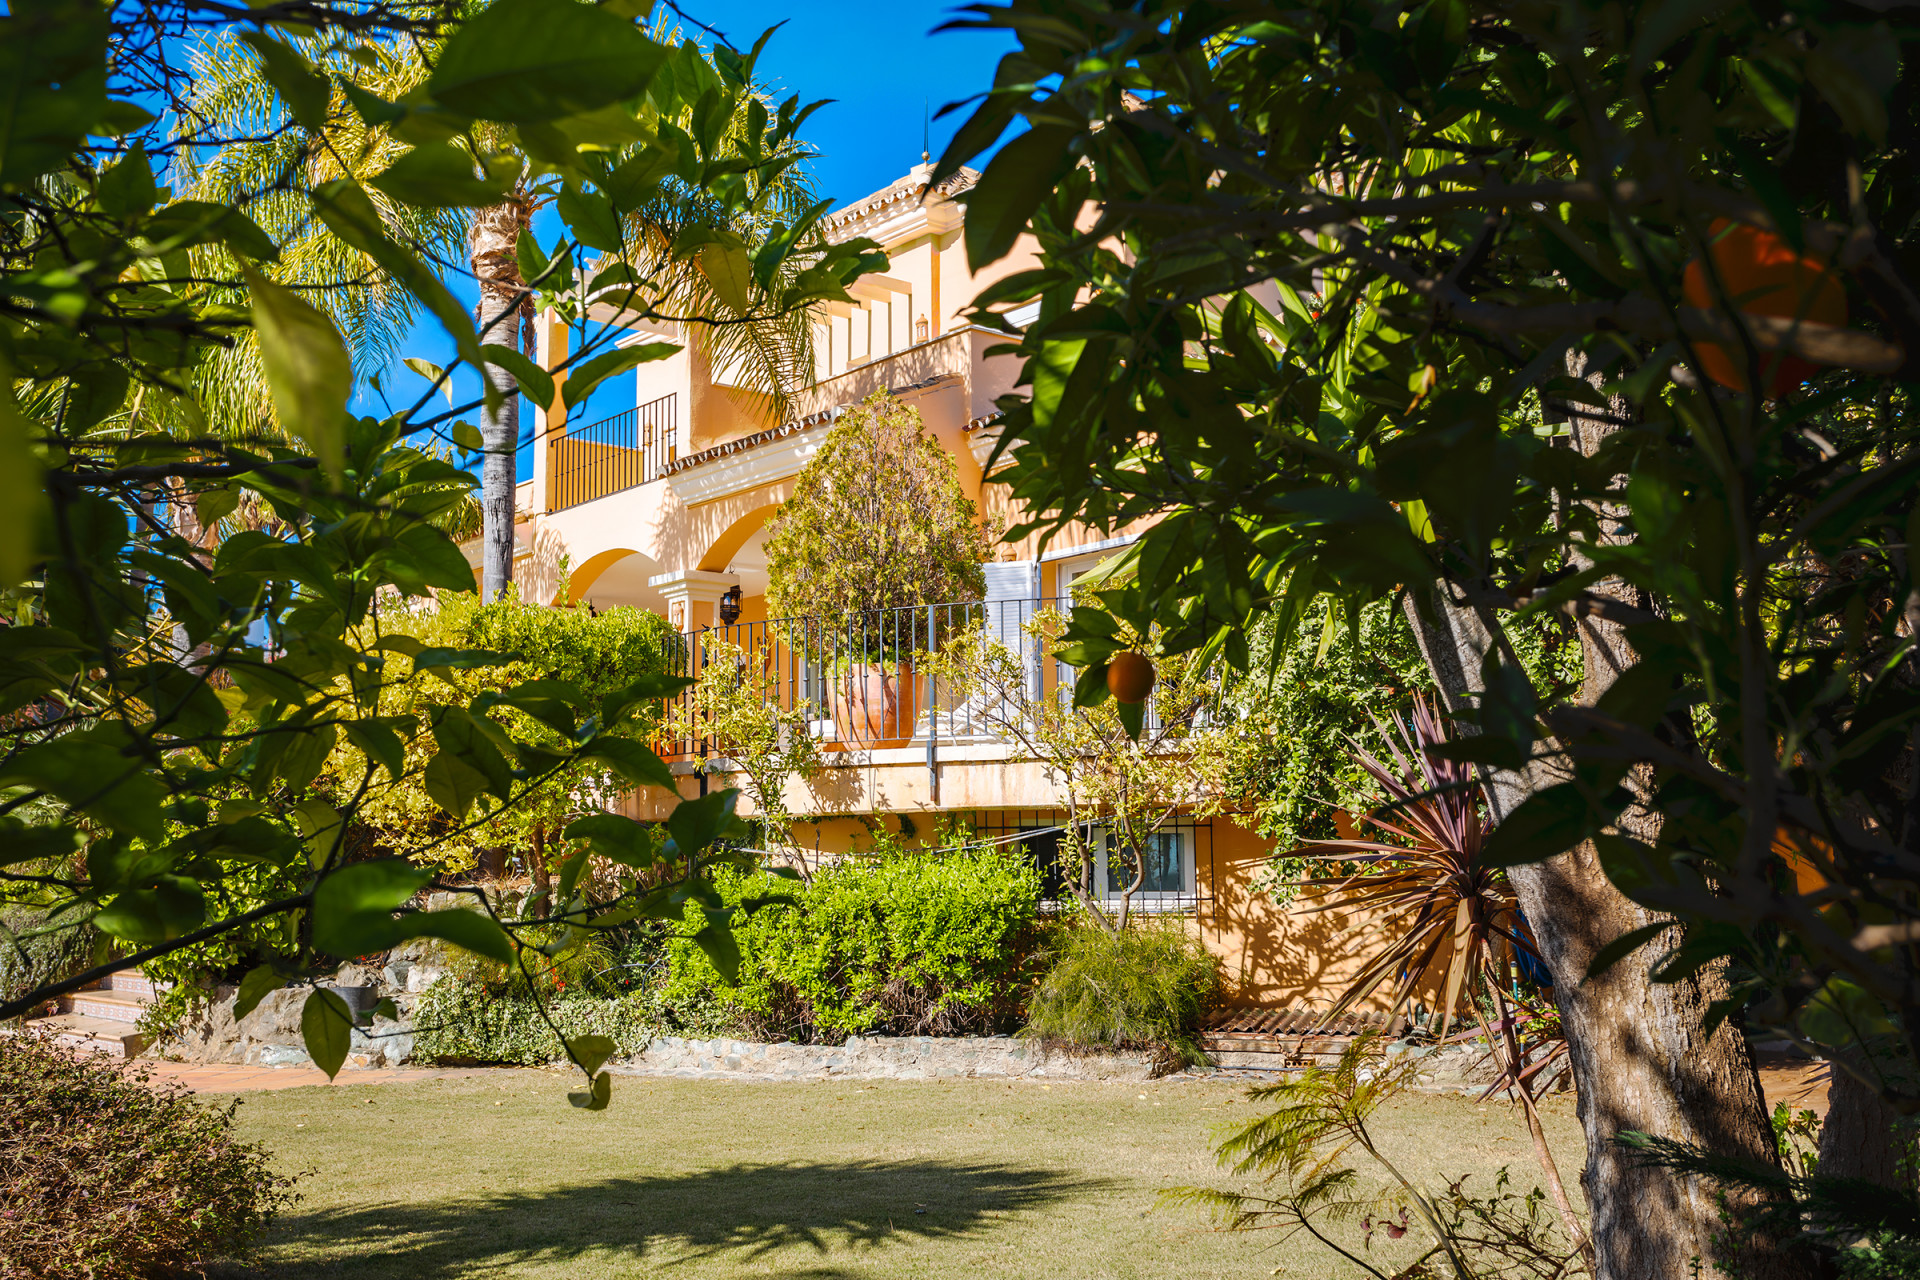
260,1043,310,1067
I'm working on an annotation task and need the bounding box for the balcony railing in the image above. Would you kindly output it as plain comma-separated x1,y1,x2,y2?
660,598,1071,760
552,393,677,510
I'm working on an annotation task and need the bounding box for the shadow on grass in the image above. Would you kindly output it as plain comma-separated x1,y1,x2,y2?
233,1158,1105,1278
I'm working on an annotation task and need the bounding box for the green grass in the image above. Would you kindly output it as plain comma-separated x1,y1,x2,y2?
210,1072,1586,1280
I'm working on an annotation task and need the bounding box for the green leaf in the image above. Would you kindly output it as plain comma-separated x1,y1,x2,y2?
302,988,353,1080
451,420,484,451
246,267,351,484
1072,662,1112,709
241,33,331,131
557,184,623,253
234,963,287,1021
391,525,481,594
311,181,485,380
563,813,656,868
427,0,664,123
413,647,518,676
96,141,157,217
423,750,489,818
480,344,555,411
963,123,1077,270
515,227,551,288
692,919,741,984
601,673,691,727
403,357,454,409
1585,922,1670,980
312,860,434,957
1480,783,1594,868
1115,697,1145,742
371,142,518,208
144,201,278,261
580,736,675,789
344,720,405,781
566,1033,618,1076
699,240,753,315
665,788,743,858
0,0,109,187
93,876,205,944
0,369,46,588
0,725,166,841
0,822,82,869
560,343,678,409
395,906,512,965
567,1070,612,1111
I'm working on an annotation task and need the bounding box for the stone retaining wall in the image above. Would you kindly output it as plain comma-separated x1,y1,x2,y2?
616,1034,1155,1082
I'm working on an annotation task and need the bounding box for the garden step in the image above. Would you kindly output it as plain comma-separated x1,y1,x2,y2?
11,1012,148,1058
59,988,150,1025
106,971,162,997
1202,1006,1408,1038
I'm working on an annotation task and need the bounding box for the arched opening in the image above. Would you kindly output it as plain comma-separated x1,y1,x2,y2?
567,547,669,615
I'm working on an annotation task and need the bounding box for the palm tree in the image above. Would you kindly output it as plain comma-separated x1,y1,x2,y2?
172,34,464,441
178,22,829,605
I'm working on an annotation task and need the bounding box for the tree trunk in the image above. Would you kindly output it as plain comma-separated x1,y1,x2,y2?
1405,586,1800,1279
1818,1044,1910,1188
469,198,530,604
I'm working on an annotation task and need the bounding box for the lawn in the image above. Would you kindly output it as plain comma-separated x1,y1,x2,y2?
210,1072,1586,1280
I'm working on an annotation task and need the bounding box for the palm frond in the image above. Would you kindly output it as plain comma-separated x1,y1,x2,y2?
171,32,466,440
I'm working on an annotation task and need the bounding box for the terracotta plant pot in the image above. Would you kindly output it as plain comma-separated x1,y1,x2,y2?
832,663,919,744
1681,218,1847,397
1106,652,1156,704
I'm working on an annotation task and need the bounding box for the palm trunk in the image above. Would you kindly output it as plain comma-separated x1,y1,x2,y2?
469,199,530,604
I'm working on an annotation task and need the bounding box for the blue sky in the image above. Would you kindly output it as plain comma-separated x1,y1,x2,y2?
376,1,1016,478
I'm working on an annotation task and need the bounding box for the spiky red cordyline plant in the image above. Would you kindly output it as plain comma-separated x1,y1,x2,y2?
1294,692,1528,1040
1291,693,1590,1266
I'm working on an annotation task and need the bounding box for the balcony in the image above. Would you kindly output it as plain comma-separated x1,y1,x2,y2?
659,597,1066,760
551,392,678,511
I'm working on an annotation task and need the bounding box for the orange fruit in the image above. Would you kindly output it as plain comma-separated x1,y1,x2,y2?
1680,218,1846,398
1106,652,1156,704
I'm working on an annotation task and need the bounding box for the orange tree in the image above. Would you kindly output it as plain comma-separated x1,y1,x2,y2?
937,0,1920,1273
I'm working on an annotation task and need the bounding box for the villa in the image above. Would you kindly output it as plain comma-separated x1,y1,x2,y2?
468,161,1381,1012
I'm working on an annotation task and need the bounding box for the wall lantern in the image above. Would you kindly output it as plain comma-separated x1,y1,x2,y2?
915,314,930,343
718,583,743,626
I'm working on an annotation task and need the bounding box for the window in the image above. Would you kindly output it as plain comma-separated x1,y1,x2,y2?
1095,826,1193,902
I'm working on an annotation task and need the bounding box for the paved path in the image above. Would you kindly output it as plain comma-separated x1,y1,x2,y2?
142,1062,545,1093
147,1054,1837,1115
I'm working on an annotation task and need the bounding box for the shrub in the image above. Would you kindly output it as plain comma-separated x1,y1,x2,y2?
410,981,661,1066
0,1035,298,1279
1023,919,1221,1069
0,907,96,1009
666,847,1045,1043
762,390,991,623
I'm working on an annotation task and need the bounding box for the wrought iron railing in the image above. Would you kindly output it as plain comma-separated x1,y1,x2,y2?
551,393,677,510
659,597,1072,760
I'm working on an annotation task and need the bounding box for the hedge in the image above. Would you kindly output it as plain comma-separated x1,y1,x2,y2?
665,847,1045,1042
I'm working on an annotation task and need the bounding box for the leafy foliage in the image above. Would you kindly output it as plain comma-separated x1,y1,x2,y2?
928,605,1251,925
935,0,1920,1102
763,391,992,625
1021,919,1221,1069
0,0,881,1106
333,592,681,875
0,1034,299,1279
661,635,822,869
412,979,658,1067
665,848,1045,1043
1167,1036,1587,1279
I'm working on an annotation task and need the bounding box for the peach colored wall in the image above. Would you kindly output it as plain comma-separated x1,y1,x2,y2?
615,786,1420,1013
